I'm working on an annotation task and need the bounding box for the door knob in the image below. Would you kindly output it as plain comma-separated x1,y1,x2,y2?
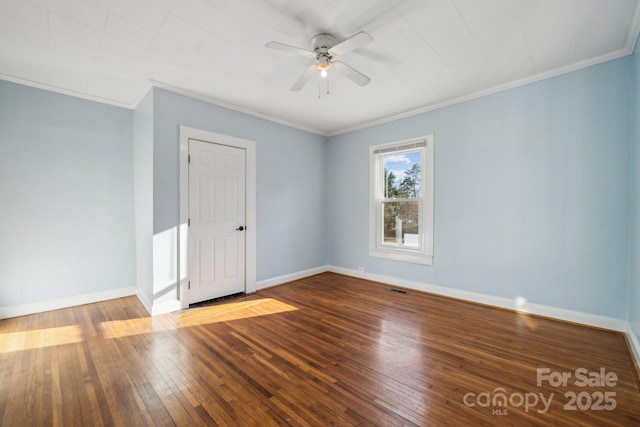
235,226,245,231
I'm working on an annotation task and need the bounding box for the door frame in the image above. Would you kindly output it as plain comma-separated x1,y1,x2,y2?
178,126,257,309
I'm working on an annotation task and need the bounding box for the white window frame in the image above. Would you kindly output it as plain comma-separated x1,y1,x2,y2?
369,135,434,265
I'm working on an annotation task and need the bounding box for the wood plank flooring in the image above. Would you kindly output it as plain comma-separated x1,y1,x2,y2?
1,272,639,426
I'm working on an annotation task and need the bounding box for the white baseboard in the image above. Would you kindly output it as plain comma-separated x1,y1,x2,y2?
0,287,137,320
626,324,640,371
151,299,182,316
136,289,153,315
328,266,640,369
143,266,330,316
257,265,330,290
328,266,628,332
3,266,638,371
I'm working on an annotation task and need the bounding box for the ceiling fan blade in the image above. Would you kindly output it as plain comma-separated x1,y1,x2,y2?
290,64,318,91
333,61,371,87
265,41,314,57
330,31,373,55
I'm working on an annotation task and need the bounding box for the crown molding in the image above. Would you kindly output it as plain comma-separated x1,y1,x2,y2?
0,73,141,109
328,2,640,137
148,79,327,137
327,47,636,137
4,3,640,140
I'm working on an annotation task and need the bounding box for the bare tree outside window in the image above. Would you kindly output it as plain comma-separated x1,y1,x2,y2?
370,136,434,265
382,152,421,247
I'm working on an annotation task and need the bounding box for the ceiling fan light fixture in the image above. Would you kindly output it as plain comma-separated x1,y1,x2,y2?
266,31,373,91
318,59,330,78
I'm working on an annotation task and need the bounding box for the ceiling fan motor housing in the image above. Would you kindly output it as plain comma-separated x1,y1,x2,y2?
311,33,336,69
265,31,372,90
311,33,336,52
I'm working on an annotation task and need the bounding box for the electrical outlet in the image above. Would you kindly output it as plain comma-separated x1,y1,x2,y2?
357,267,365,273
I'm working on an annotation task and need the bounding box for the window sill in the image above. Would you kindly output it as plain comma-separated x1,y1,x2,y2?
369,248,433,265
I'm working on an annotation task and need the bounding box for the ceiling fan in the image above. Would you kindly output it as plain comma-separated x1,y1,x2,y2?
266,31,373,91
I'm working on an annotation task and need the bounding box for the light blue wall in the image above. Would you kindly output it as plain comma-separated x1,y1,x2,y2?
133,90,154,307
1,49,637,323
630,44,640,339
0,80,136,306
328,57,632,319
152,88,328,285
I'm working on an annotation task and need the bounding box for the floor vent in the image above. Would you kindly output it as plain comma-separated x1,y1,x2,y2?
388,288,408,294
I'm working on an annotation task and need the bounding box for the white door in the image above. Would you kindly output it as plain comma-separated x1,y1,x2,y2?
188,139,246,304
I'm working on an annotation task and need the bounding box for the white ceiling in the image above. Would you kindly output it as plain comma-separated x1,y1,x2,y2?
1,0,639,136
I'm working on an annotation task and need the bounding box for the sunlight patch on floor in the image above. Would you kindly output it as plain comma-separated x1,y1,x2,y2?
0,299,299,349
100,315,167,339
100,298,298,339
0,325,84,353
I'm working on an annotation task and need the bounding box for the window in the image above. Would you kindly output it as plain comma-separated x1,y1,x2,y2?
369,136,434,265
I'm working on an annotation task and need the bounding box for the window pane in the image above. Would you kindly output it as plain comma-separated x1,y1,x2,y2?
382,201,420,247
382,151,421,198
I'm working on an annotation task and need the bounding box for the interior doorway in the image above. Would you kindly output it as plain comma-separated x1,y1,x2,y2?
188,139,246,303
178,126,257,309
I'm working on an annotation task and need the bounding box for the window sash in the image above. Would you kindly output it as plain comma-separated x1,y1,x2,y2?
369,135,434,266
375,147,425,201
375,146,425,252
376,199,424,251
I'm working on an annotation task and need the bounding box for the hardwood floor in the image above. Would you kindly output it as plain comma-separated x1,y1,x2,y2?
1,272,639,426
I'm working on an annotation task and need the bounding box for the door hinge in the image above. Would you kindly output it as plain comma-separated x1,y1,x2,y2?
188,281,191,289
188,218,191,226
188,154,191,163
